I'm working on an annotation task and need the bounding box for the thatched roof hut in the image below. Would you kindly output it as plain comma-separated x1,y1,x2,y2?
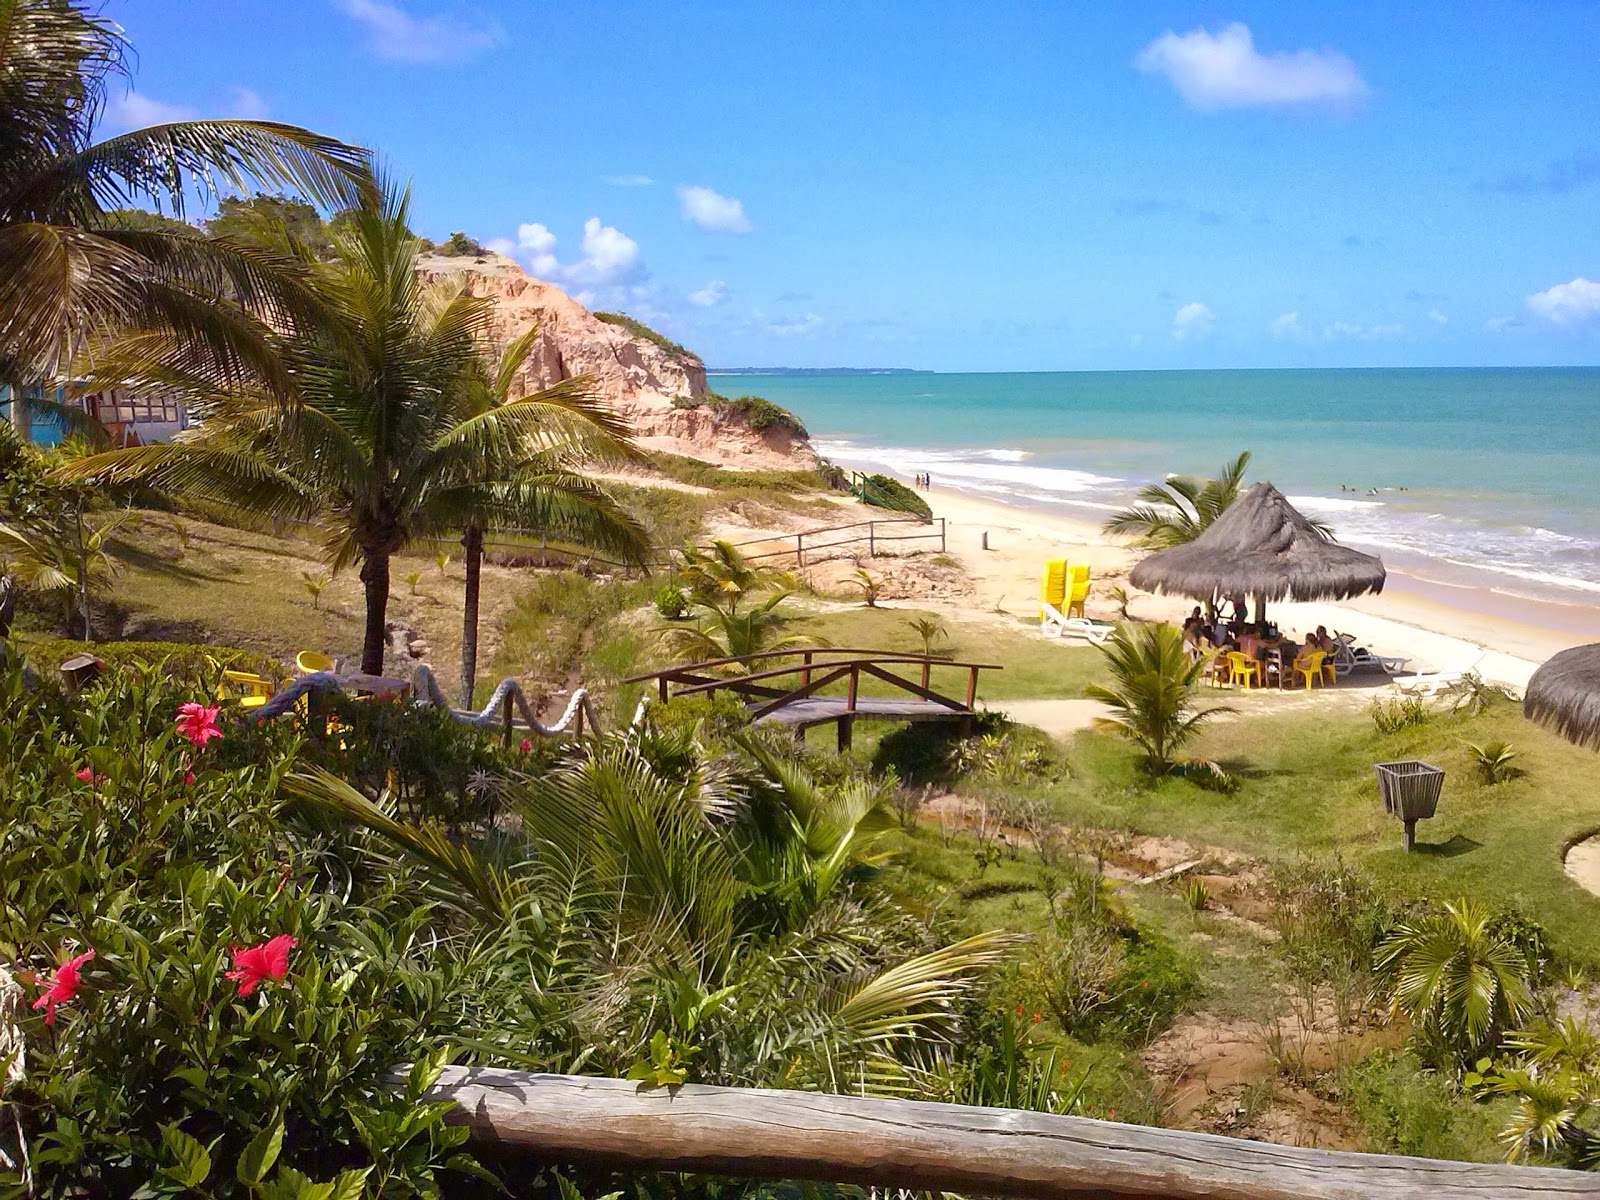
1524,643,1600,750
1128,482,1386,606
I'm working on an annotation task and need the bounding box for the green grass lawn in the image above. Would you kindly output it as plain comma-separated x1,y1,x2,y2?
794,604,1108,701
1038,695,1600,963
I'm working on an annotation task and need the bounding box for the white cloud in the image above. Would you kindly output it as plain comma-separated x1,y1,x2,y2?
228,87,271,119
1136,23,1368,111
604,174,655,187
688,280,727,307
105,91,196,130
1270,310,1304,339
503,218,642,291
1172,301,1214,340
1526,277,1600,325
678,185,752,233
335,0,503,64
1324,320,1405,341
767,313,822,337
1485,315,1524,334
1427,309,1448,327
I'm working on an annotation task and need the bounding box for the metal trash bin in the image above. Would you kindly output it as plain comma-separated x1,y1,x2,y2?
1375,760,1444,852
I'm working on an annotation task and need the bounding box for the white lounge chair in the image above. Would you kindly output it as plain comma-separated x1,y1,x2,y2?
1039,601,1115,644
1331,630,1408,676
1390,652,1486,698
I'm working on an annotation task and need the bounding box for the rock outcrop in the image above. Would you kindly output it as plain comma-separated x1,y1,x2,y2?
416,254,815,470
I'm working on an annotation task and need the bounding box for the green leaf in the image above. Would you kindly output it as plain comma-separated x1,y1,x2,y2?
325,1167,373,1200
238,1118,285,1186
159,1122,212,1189
443,1154,508,1193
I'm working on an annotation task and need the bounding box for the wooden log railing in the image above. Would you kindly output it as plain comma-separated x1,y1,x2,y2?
724,516,946,569
425,1069,1597,1199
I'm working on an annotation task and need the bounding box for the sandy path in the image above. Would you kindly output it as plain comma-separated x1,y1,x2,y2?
1566,837,1600,899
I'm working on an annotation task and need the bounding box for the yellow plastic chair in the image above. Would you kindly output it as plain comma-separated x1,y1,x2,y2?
1066,563,1091,618
1292,650,1328,691
1039,558,1068,624
296,650,336,675
218,669,275,710
1225,651,1260,689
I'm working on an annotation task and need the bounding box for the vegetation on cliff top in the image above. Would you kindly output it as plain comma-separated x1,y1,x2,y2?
593,310,702,361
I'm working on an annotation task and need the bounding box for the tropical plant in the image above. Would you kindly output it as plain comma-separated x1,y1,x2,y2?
0,0,367,390
1102,451,1254,548
65,184,646,675
1085,623,1227,773
849,566,884,607
905,615,948,658
659,589,818,663
1473,1017,1600,1167
1445,671,1519,716
300,569,330,610
1469,739,1522,785
1371,695,1432,734
654,582,692,619
448,326,645,706
1375,899,1536,1071
676,539,791,613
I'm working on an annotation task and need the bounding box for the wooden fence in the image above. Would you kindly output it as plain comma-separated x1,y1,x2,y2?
729,516,945,569
424,1069,1598,1199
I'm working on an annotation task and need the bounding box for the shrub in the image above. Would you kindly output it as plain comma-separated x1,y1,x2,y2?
641,690,752,744
433,230,487,256
0,664,489,1196
655,583,693,619
858,473,932,520
1371,695,1432,734
874,711,1058,787
708,394,808,438
592,311,699,360
16,637,281,686
1344,1050,1507,1162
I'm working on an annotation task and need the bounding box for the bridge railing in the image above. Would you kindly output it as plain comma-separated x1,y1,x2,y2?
421,1069,1592,1200
622,648,1001,711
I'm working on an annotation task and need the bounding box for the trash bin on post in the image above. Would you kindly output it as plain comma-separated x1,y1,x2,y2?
1374,760,1444,852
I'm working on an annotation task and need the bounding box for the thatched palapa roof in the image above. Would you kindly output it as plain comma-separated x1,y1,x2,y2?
1524,643,1600,750
1128,482,1386,603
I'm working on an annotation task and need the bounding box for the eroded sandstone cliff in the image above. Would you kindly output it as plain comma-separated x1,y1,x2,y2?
416,253,815,469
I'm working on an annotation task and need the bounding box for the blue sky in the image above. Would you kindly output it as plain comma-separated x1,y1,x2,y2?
107,1,1600,371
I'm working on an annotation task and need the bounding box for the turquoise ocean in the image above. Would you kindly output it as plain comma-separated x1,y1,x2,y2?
711,368,1600,606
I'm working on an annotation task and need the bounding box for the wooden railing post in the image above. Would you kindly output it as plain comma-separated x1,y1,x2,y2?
801,650,813,688
846,664,858,712
658,676,670,705
965,666,978,709
921,659,931,690
796,533,805,570
500,690,515,748
868,522,875,557
939,517,946,552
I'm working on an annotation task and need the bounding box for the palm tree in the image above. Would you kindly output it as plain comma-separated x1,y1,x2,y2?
1,0,369,396
1085,623,1226,772
66,185,645,674
1375,899,1535,1070
1102,450,1252,549
659,591,818,663
451,327,647,706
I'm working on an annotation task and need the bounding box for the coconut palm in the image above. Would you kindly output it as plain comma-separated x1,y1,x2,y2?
1483,1017,1600,1165
451,327,648,706
1375,898,1535,1070
1102,450,1253,549
64,185,643,674
660,591,819,664
1085,622,1226,772
0,0,368,394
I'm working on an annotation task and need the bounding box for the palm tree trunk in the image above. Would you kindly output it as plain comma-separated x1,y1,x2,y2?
459,523,483,707
359,553,391,675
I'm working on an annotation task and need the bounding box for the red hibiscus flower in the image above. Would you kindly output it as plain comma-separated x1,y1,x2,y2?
184,770,196,786
224,935,296,997
32,949,95,1026
74,766,103,784
519,738,533,754
175,703,223,747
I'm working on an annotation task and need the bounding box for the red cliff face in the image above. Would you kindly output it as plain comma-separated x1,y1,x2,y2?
417,254,815,469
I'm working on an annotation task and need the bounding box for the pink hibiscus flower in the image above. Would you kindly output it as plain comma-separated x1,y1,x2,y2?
175,703,223,747
74,766,104,784
32,949,95,1026
224,935,296,997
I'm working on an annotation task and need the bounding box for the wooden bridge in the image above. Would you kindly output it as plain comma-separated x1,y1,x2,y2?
623,647,1000,750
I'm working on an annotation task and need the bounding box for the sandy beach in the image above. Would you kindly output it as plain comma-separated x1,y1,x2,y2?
918,485,1600,691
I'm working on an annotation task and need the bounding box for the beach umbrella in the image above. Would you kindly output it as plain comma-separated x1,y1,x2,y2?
1524,643,1600,750
1128,482,1385,618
